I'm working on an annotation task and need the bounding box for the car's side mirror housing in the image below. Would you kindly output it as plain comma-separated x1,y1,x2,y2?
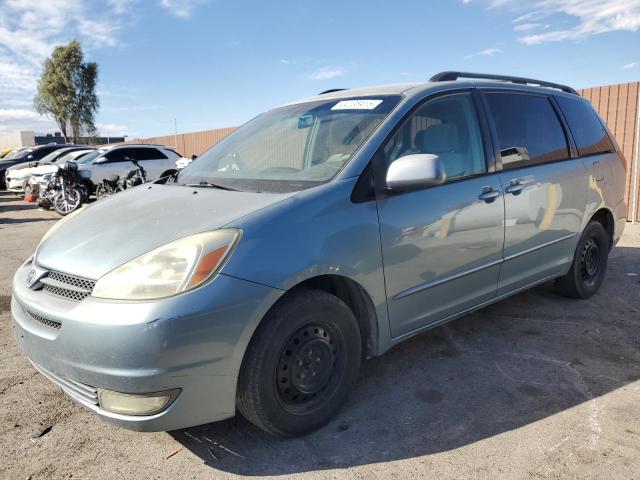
27,154,34,160
94,156,107,164
385,154,446,191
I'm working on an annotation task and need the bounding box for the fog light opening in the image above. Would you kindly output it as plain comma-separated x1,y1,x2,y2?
98,388,180,416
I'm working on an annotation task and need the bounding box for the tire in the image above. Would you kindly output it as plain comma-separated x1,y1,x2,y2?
95,183,112,198
237,289,362,437
53,187,83,216
554,221,609,299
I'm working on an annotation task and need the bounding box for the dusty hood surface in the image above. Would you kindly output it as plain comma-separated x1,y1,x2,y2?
35,183,294,279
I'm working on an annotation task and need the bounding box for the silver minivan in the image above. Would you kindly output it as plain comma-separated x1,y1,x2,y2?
11,72,627,437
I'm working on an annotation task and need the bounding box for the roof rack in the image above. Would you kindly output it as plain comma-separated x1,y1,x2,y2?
318,88,347,95
429,71,579,95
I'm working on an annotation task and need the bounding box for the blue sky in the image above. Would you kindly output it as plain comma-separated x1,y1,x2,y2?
0,0,639,138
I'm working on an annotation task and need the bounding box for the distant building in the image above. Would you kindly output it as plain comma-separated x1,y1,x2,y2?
0,130,125,149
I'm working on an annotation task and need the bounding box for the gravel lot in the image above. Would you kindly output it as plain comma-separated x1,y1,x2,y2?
1,190,639,479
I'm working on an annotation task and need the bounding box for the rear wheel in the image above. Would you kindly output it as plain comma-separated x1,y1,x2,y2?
554,221,609,299
237,289,361,437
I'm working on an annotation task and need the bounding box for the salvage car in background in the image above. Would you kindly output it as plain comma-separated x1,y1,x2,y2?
24,149,96,201
0,144,78,189
12,72,626,437
63,144,180,193
5,147,94,194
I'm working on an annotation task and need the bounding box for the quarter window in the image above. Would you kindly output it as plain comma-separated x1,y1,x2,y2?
384,93,486,181
555,96,615,157
485,93,570,170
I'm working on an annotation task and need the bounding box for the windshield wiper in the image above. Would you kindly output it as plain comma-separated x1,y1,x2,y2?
184,181,239,191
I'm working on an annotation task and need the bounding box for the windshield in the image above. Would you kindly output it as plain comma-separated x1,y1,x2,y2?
4,148,31,160
55,150,94,164
176,95,401,192
39,149,68,164
73,149,106,165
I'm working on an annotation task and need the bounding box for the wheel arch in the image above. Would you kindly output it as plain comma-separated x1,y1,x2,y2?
589,207,615,251
243,274,380,363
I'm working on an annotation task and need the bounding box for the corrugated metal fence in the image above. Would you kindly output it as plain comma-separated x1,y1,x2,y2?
127,126,238,159
124,81,640,221
579,82,640,222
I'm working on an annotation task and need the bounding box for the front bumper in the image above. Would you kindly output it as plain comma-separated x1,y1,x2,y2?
5,174,28,192
11,259,282,431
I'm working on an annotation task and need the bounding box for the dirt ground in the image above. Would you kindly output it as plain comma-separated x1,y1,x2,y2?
0,190,639,480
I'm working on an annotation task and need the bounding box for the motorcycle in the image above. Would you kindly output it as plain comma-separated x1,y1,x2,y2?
96,158,147,198
38,161,91,216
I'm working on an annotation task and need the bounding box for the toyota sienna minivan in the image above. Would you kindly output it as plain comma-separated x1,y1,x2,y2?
11,72,626,437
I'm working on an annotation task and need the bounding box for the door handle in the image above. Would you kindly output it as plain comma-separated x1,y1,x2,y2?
504,181,524,195
478,187,501,203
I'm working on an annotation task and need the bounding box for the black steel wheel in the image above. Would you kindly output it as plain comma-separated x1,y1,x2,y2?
237,289,361,437
555,220,609,299
275,323,344,415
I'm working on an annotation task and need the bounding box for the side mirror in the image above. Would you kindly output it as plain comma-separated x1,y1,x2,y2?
94,156,107,164
27,154,34,160
386,154,445,190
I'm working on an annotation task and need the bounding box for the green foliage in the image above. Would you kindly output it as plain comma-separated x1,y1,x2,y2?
34,40,99,142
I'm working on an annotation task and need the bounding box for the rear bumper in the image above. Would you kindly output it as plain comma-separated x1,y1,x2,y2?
11,259,283,431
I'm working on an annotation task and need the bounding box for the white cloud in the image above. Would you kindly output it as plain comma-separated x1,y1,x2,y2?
159,0,207,18
513,22,550,31
481,0,640,44
0,109,57,135
623,61,638,69
95,122,129,136
0,1,128,111
308,67,345,80
0,1,141,136
464,47,504,59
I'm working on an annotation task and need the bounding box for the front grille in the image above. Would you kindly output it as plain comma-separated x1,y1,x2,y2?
22,305,61,330
32,363,99,406
41,270,95,302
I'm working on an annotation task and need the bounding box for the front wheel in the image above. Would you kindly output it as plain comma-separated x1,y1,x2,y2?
53,187,83,216
237,289,362,437
554,221,609,299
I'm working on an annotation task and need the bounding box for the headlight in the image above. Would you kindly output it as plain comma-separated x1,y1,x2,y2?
92,229,241,300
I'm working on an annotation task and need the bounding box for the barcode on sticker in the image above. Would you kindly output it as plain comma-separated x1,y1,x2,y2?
331,99,383,110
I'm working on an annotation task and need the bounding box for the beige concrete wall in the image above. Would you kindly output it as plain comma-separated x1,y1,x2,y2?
0,130,35,150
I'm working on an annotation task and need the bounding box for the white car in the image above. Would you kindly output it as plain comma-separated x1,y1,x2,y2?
73,144,180,191
7,148,94,193
176,155,198,169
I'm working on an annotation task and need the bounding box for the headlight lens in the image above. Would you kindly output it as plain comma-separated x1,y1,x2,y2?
92,229,241,300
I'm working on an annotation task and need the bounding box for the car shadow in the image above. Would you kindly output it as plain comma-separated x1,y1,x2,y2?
170,244,640,475
0,217,56,226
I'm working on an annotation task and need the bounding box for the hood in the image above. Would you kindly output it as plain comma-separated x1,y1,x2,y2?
35,184,295,279
8,165,41,179
31,165,58,176
7,162,34,172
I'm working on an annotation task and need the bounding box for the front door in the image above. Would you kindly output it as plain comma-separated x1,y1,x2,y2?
376,92,505,339
482,91,588,295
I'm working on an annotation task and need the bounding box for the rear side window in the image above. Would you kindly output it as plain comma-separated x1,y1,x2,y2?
555,96,615,156
485,92,569,170
104,149,130,162
131,148,168,160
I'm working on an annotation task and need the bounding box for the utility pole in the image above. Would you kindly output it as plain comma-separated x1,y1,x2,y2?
174,118,179,152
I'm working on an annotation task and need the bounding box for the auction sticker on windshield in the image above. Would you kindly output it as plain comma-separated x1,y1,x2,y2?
331,99,383,110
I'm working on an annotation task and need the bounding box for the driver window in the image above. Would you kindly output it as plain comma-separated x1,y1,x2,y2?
384,93,486,181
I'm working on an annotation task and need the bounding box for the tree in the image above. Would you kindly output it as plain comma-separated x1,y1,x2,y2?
34,40,99,143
